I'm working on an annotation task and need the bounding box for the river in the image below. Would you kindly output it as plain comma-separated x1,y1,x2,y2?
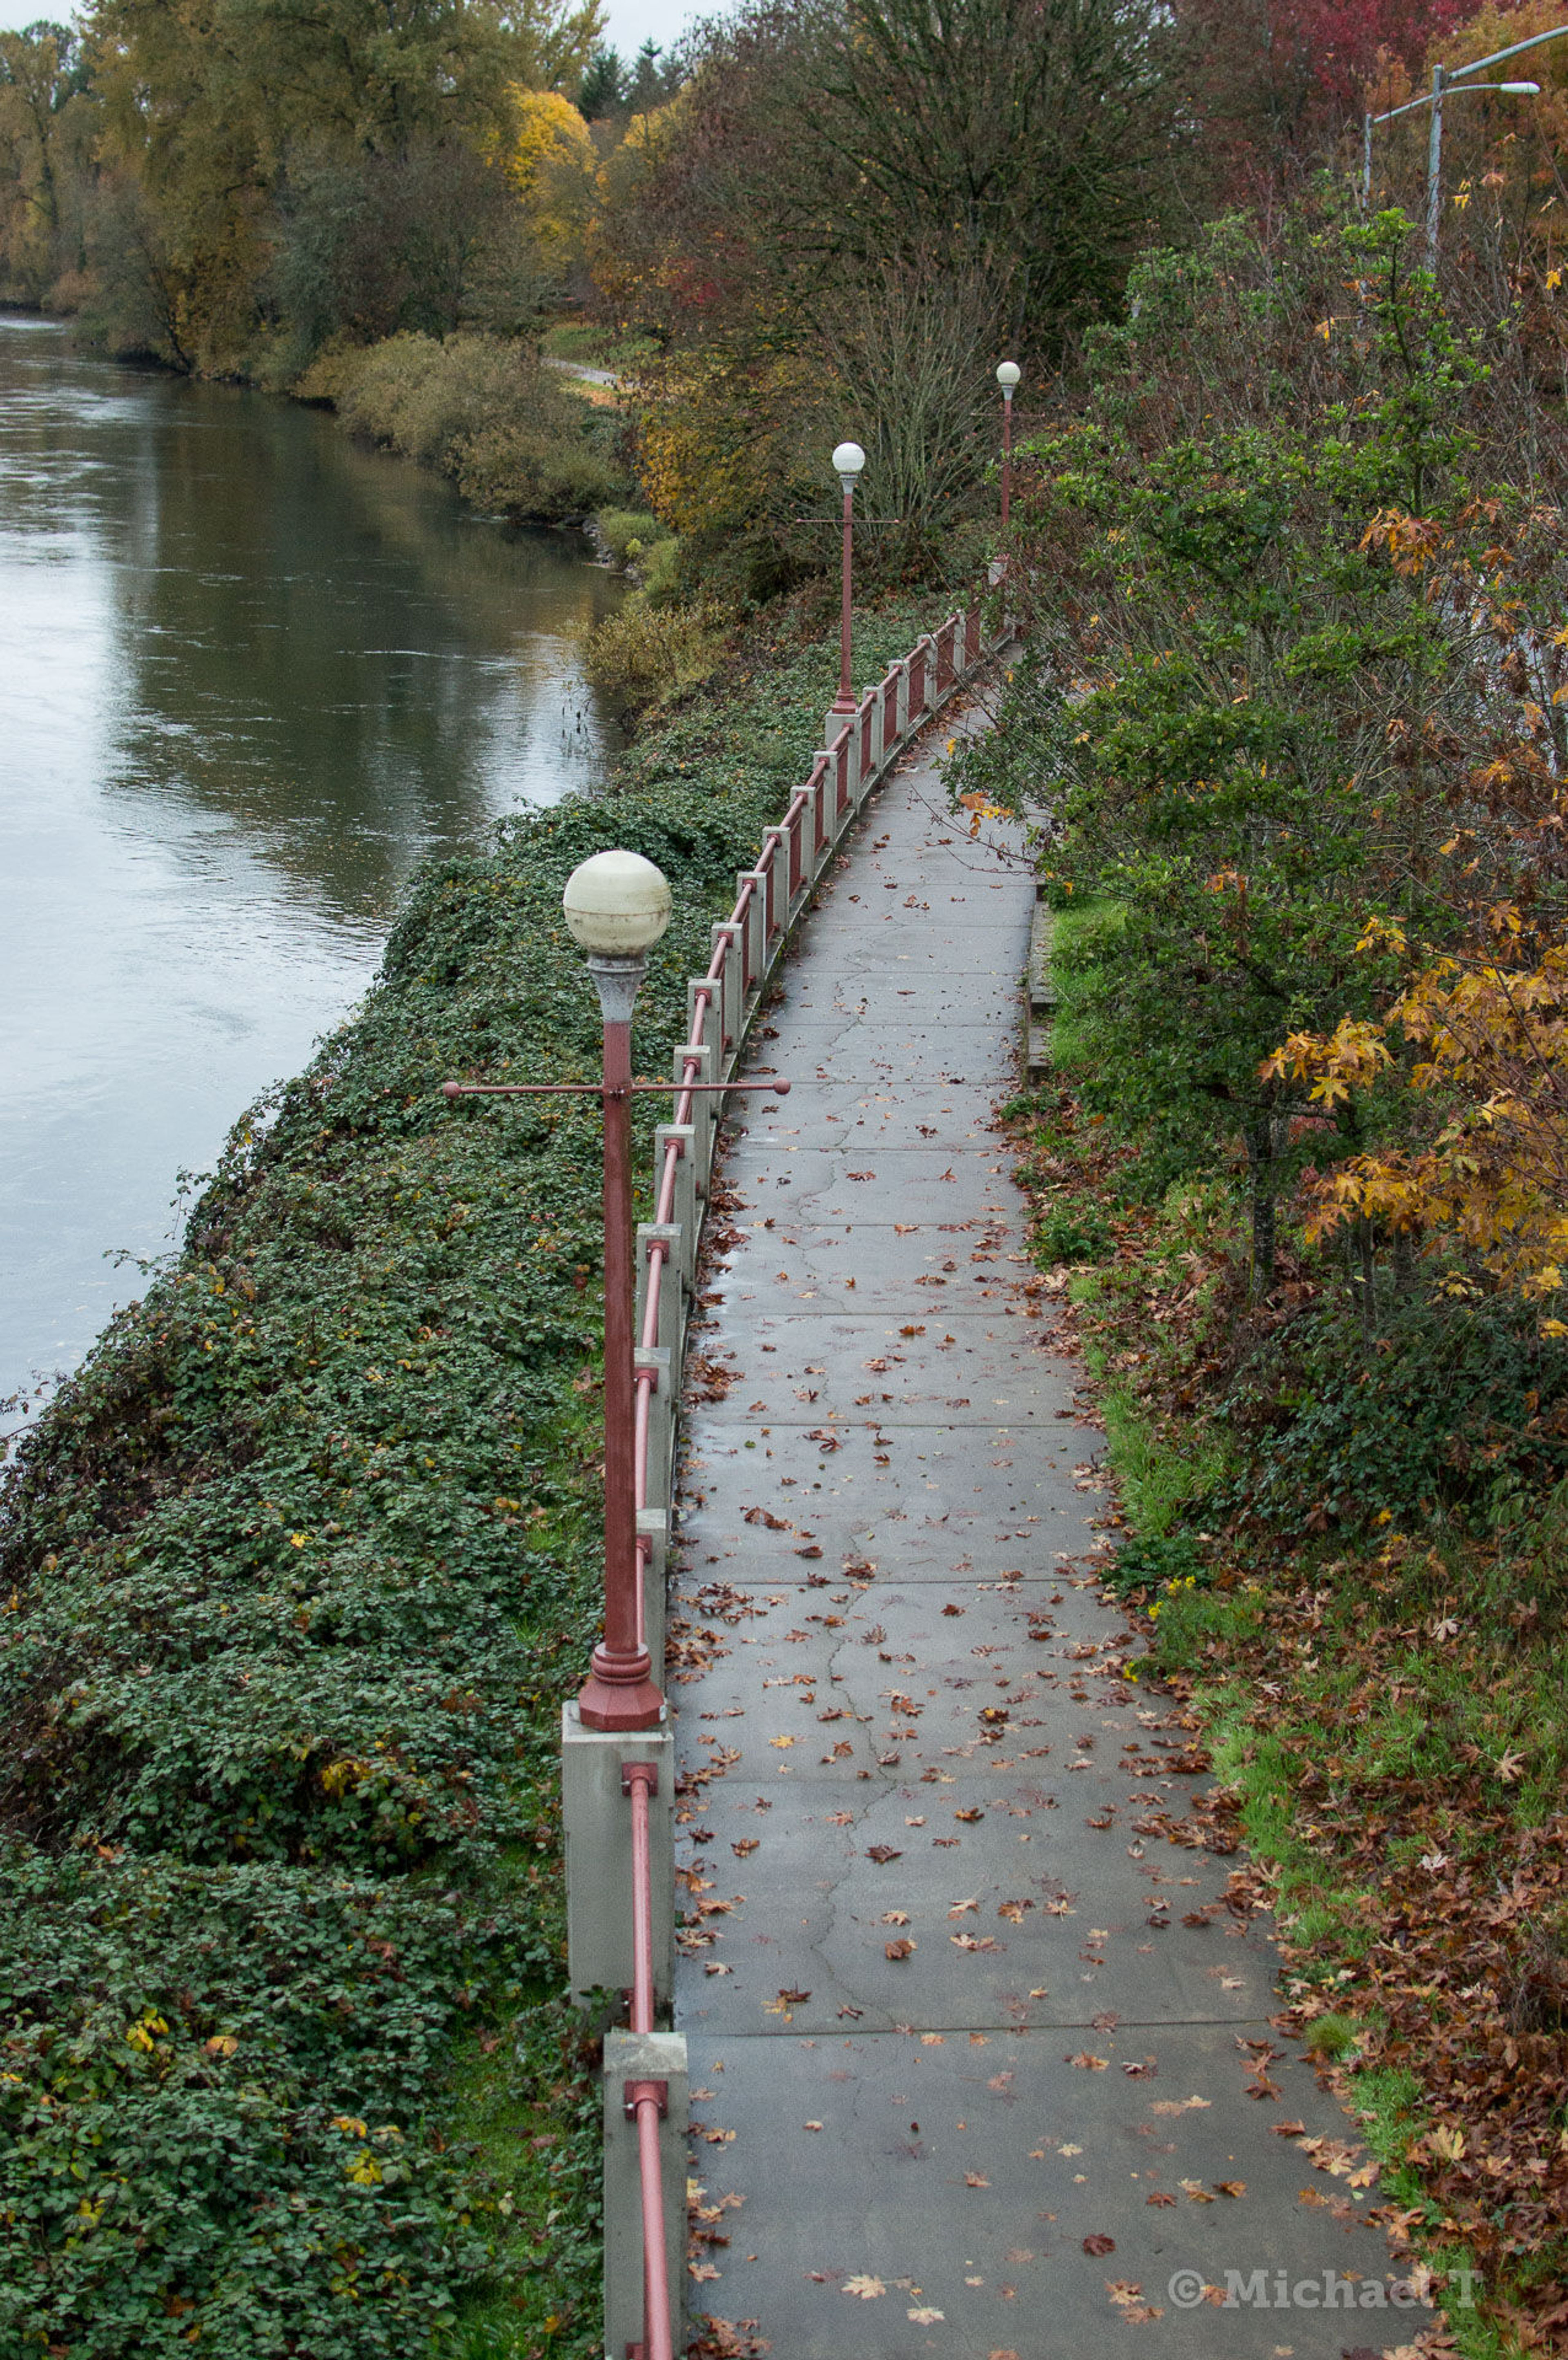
0,315,624,1423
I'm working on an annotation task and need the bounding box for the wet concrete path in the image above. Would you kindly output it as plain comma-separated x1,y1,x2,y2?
669,708,1426,2356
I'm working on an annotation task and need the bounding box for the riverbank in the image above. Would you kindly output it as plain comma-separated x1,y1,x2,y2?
289,331,733,720
0,598,934,2360
292,333,633,530
1009,909,1568,2356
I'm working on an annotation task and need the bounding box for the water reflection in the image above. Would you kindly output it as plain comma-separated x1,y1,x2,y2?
0,317,622,1407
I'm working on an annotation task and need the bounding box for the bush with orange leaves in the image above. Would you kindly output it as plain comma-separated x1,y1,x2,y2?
1267,896,1568,1326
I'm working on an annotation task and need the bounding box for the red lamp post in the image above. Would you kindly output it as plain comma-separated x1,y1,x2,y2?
828,439,866,724
996,361,1020,531
443,849,790,1735
562,849,672,1733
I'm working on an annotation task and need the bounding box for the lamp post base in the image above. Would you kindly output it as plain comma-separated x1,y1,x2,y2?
578,1645,666,1732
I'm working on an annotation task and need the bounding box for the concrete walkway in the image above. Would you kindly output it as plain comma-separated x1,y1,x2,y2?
670,710,1428,2356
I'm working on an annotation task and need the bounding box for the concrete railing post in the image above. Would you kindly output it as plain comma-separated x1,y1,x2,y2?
677,1038,717,1189
842,719,861,807
809,760,831,874
737,874,767,999
762,828,795,925
635,1345,674,1500
561,1711,674,2003
636,1220,685,1356
711,925,743,1054
604,2030,687,2360
638,1506,670,1674
653,1130,697,1256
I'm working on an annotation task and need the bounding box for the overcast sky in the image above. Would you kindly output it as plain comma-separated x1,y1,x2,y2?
0,0,703,65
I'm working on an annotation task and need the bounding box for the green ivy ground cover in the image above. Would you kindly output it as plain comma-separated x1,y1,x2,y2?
0,603,931,2360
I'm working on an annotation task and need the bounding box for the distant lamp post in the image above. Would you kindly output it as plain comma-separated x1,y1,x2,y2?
996,361,1021,531
561,848,672,1731
829,440,866,723
1361,30,1553,256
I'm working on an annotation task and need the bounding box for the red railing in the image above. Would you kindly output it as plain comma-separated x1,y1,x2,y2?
616,602,996,2358
622,1758,670,2360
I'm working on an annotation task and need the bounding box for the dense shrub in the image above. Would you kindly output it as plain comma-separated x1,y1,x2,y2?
580,595,725,715
303,333,630,522
1227,1290,1568,1533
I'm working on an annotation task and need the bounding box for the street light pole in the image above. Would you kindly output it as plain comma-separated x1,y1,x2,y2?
1361,29,1553,250
996,361,1020,531
1425,63,1447,257
564,850,672,1733
829,440,865,725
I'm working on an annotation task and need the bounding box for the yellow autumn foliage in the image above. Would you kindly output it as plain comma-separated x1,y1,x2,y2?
1267,902,1568,1318
506,86,595,272
631,346,823,537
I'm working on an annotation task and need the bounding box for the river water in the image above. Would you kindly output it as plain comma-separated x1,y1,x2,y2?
0,316,624,1418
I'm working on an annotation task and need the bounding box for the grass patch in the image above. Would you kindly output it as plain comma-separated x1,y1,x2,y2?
590,508,673,570
540,322,659,373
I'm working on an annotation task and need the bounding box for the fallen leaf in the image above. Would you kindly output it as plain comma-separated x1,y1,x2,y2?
885,1938,916,1960
1068,2052,1109,2071
841,2274,885,2299
907,2306,944,2324
803,2120,823,2132
768,1736,797,1749
1214,2180,1247,2198
965,2170,991,2187
1083,2234,1116,2256
866,1844,903,1864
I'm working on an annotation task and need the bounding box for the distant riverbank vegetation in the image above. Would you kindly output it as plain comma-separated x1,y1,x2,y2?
0,0,1365,661
3,0,1526,672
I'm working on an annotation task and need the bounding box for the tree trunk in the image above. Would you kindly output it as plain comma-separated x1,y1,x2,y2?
1356,1218,1376,1338
1245,1121,1276,1300
1392,1226,1414,1297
